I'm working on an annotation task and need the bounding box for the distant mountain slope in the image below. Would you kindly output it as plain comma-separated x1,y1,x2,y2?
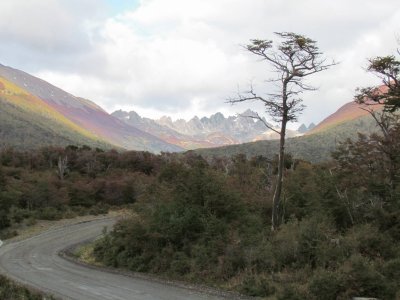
195,106,381,163
0,64,182,153
112,109,301,150
0,76,111,150
309,101,383,134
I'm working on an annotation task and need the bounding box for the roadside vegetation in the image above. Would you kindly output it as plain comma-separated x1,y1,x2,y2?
0,274,56,300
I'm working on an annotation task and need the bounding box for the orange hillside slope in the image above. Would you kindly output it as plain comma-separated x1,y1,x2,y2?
309,85,390,134
308,101,383,135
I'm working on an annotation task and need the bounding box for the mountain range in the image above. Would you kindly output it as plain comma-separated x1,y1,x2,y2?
0,63,312,152
0,63,380,157
111,109,305,150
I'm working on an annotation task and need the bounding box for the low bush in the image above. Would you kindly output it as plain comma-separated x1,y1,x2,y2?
0,274,56,300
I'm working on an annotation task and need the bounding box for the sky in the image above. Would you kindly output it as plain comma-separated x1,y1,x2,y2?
1,0,399,128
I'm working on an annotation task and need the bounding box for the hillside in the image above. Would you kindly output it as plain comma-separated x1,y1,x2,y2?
0,64,182,152
0,76,111,150
195,106,380,163
309,99,383,134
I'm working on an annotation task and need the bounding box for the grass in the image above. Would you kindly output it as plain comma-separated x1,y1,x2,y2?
73,243,100,265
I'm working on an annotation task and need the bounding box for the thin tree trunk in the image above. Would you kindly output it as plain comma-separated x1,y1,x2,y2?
57,156,68,181
271,114,287,231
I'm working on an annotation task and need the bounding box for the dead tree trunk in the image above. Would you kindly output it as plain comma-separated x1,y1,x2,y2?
57,156,68,181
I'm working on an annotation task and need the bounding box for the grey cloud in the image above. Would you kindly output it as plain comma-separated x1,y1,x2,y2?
0,0,107,73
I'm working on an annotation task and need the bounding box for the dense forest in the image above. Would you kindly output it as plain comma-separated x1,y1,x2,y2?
1,114,398,298
0,145,162,239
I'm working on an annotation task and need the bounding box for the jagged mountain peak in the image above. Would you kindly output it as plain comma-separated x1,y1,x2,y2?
298,122,317,134
209,112,225,121
158,115,173,124
110,109,129,118
297,123,308,133
127,110,141,121
112,108,297,150
240,109,258,118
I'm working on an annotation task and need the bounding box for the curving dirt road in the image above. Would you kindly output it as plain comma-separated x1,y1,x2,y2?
0,218,231,300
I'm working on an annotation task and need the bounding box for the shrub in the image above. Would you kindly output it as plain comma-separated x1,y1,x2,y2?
0,209,10,229
239,274,276,297
0,274,56,300
342,255,396,299
272,217,337,270
170,252,191,275
0,229,17,239
277,285,309,300
309,270,344,300
36,207,62,220
345,224,397,260
10,208,33,223
381,258,400,288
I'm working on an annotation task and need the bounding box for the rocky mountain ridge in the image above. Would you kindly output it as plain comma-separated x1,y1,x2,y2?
112,109,303,150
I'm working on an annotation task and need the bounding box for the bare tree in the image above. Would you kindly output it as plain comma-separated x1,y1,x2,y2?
228,32,335,230
57,156,68,181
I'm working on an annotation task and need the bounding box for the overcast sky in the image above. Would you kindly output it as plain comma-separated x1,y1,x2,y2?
1,0,399,128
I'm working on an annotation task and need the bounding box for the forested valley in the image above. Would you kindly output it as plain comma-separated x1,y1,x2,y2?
1,118,399,299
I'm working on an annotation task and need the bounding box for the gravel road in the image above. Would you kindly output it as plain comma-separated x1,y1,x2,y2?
0,218,230,300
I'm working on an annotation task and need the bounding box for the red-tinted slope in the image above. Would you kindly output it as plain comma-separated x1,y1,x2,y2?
308,101,383,134
309,85,389,134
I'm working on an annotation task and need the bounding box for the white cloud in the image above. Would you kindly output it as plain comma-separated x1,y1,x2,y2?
1,0,400,127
